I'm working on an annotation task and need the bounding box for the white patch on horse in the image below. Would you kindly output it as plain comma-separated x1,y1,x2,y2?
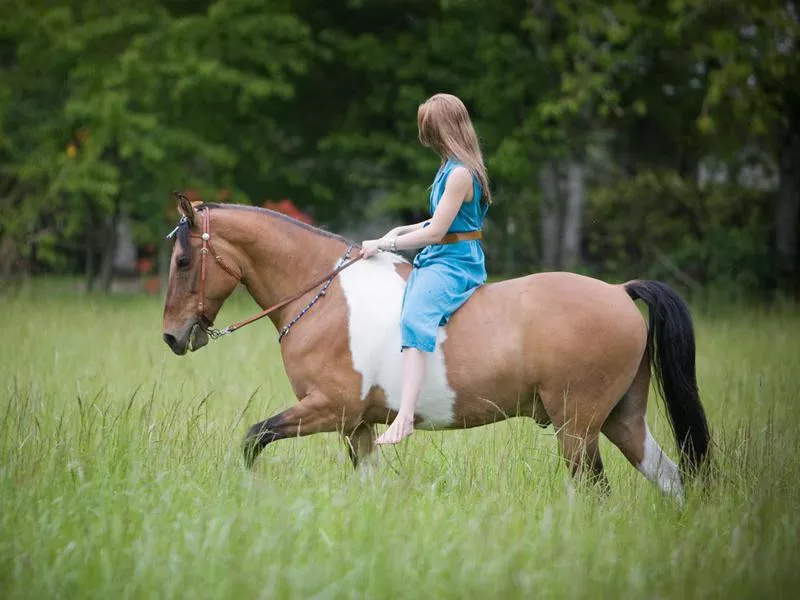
339,252,456,428
638,423,684,503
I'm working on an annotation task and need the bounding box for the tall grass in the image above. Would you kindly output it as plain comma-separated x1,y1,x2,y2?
1,280,799,598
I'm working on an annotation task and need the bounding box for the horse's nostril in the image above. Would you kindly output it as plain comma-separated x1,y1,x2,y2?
163,333,177,349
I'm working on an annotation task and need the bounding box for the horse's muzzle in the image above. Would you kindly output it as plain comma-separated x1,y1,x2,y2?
163,321,209,355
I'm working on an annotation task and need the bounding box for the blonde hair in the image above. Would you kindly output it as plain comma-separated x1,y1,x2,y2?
417,93,491,204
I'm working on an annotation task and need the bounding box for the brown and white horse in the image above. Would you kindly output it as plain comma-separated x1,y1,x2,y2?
162,197,710,501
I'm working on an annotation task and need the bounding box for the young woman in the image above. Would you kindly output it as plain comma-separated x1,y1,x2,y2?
360,93,491,445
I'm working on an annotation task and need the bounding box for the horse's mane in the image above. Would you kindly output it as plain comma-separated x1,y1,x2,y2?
171,201,355,268
198,202,354,246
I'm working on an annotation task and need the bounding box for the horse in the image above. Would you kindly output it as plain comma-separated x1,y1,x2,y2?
161,195,710,502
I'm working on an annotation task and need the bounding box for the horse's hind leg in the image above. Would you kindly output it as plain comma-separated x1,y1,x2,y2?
541,388,609,490
601,355,684,502
560,427,608,492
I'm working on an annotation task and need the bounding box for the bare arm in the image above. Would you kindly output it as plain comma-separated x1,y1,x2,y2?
390,167,472,250
384,221,427,238
361,166,473,257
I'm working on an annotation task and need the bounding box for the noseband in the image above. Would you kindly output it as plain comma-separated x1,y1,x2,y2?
181,208,362,342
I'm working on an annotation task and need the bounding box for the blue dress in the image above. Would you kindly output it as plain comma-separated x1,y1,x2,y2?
400,158,488,352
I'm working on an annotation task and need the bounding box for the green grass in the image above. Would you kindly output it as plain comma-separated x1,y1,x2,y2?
1,279,799,599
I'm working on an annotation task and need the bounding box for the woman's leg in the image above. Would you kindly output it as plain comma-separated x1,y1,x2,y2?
375,348,427,445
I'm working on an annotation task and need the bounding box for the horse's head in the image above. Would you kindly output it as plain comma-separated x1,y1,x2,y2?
162,195,241,355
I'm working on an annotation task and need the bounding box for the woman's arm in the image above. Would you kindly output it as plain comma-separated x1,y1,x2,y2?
361,167,472,257
384,221,427,238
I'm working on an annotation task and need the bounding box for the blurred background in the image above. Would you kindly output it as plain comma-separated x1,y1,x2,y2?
1,0,797,299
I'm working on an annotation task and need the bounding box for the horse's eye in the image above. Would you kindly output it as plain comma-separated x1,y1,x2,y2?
177,256,190,270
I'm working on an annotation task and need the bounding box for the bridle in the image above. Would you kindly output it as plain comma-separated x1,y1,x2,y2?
190,208,241,327
172,207,362,342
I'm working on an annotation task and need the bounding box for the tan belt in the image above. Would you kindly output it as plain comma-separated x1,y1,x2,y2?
439,230,482,244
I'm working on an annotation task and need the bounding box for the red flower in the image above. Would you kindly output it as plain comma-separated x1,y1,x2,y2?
262,198,313,225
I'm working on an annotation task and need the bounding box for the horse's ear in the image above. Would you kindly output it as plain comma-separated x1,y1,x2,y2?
174,191,195,227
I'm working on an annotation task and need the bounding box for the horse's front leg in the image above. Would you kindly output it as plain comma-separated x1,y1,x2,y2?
243,391,346,468
344,422,378,473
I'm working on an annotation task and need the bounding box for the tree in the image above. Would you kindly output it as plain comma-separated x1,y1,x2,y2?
668,0,800,291
1,0,791,296
1,0,315,289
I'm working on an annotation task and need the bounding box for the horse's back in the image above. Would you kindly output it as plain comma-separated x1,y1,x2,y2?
496,271,644,337
453,270,645,353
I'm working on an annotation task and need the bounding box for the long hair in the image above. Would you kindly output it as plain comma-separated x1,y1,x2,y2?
417,93,492,204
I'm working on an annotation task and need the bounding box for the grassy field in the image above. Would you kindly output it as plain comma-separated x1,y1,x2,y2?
1,279,799,599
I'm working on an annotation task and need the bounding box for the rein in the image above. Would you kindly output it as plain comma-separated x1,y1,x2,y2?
186,208,362,342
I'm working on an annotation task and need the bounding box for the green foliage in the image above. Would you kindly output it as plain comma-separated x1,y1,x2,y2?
586,171,774,294
669,0,800,142
0,0,315,269
0,0,797,292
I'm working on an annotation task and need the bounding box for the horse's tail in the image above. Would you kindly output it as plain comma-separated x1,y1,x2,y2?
624,280,710,476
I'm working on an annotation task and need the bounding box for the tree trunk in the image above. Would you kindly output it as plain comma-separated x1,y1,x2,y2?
0,235,14,279
85,206,96,292
505,213,517,276
776,104,800,294
98,200,121,293
561,161,585,270
159,240,171,292
538,161,561,271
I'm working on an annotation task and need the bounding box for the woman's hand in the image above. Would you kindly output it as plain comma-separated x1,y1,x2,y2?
360,239,382,258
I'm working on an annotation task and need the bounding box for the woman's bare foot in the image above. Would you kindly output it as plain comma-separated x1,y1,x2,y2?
375,414,414,445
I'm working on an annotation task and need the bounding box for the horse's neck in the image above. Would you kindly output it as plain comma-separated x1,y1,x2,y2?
220,210,349,322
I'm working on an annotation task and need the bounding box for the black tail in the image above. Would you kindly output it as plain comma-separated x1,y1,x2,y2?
625,280,710,476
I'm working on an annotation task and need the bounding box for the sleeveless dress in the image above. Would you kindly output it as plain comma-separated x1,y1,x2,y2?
400,158,488,352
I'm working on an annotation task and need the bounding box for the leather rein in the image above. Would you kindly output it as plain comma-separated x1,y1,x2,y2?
184,208,362,342
172,208,481,343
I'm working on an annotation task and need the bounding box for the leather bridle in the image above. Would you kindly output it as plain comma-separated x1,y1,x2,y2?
190,208,241,325
181,207,362,342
